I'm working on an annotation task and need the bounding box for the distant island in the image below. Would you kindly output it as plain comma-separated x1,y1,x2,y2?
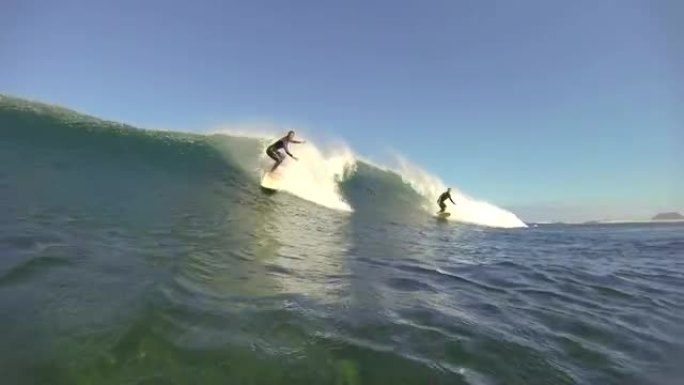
573,212,684,225
652,212,684,221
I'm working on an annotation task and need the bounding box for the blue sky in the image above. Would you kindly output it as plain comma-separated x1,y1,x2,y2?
2,0,682,221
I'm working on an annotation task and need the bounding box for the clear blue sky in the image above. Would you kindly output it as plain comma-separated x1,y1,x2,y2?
2,0,682,221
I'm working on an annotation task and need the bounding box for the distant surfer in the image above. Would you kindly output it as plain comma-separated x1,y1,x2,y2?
266,130,305,172
437,188,455,213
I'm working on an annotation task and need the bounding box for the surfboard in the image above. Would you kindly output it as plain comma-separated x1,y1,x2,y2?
435,212,451,219
260,171,281,193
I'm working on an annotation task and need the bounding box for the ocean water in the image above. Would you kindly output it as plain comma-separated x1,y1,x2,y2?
1,95,683,385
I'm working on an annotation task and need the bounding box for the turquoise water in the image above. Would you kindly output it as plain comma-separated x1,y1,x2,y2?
2,96,683,384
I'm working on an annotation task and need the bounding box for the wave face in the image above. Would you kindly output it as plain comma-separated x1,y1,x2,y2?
0,95,524,227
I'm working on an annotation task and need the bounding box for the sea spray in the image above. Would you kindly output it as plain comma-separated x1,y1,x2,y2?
264,141,356,212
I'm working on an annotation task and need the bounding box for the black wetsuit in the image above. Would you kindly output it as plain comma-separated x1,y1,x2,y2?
266,138,288,162
437,191,455,212
266,137,296,172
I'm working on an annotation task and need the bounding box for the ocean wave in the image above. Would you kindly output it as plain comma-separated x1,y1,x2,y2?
2,95,525,228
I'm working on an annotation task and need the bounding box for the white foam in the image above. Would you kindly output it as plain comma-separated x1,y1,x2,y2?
210,124,356,212
395,157,527,228
267,141,356,212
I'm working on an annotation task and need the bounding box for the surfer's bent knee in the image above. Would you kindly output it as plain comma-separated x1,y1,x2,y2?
266,146,279,162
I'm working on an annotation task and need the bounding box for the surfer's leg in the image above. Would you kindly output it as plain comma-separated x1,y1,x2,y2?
267,147,282,171
266,147,279,162
270,151,284,172
438,201,446,213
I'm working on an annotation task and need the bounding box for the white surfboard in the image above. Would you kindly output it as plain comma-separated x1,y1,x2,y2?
435,212,451,219
260,171,281,191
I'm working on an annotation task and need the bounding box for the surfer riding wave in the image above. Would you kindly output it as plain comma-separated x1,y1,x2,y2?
266,130,305,172
437,188,456,213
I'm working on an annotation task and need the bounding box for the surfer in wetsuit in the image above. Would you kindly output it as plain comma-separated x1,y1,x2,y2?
437,188,455,213
266,130,305,172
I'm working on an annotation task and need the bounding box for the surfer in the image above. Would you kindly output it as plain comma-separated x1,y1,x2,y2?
437,188,455,213
266,130,305,172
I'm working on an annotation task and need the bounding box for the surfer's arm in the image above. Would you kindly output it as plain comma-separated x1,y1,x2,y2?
285,149,298,160
290,139,305,144
449,196,456,204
